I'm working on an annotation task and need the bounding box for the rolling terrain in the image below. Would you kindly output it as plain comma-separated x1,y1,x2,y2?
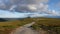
0,18,60,34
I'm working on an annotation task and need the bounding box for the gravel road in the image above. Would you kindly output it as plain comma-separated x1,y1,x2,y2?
10,22,50,34
10,22,38,34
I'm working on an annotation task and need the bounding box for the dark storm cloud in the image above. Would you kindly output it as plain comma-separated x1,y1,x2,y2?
0,0,48,10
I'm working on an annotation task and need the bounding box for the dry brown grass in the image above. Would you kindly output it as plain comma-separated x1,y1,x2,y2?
0,18,60,34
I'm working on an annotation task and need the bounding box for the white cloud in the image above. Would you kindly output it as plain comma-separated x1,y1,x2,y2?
28,5,37,11
47,10,60,16
9,5,17,11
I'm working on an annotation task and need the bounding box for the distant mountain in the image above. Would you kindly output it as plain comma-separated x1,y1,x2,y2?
0,18,7,22
46,16,60,18
0,16,60,22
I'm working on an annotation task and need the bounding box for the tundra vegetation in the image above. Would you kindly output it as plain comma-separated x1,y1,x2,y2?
0,18,60,34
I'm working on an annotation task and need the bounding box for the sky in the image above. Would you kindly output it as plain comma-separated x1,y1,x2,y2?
48,0,60,11
0,0,60,18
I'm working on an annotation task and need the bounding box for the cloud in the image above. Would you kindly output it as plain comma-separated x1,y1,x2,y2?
0,10,28,18
14,0,49,12
28,5,37,11
0,0,48,11
9,0,60,16
16,2,49,13
0,0,6,9
0,0,60,16
10,0,48,4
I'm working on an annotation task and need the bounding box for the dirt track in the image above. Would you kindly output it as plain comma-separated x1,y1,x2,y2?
10,22,50,34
